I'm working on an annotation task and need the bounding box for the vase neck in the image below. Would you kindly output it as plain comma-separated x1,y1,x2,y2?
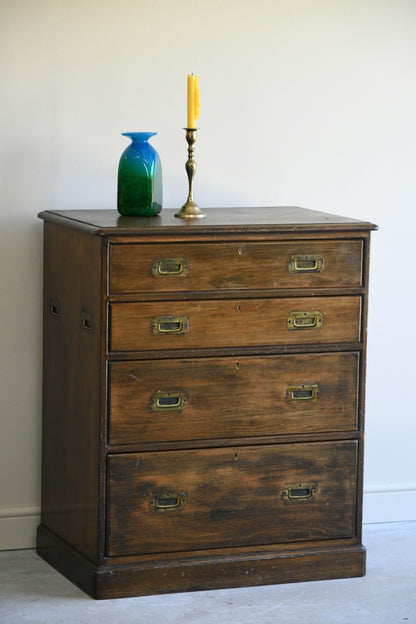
122,132,157,143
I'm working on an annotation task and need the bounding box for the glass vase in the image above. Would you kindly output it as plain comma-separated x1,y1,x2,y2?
117,132,162,217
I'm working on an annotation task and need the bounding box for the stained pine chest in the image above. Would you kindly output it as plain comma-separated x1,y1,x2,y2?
37,206,376,599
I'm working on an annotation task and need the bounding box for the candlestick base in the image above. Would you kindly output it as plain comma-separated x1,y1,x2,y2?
175,128,206,219
175,200,206,219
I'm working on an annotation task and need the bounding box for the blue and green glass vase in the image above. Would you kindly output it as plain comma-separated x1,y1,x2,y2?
117,132,162,216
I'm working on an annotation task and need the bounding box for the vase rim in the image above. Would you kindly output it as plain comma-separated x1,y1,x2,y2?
122,132,157,141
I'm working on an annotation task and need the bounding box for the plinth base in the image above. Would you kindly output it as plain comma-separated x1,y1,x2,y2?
37,524,366,600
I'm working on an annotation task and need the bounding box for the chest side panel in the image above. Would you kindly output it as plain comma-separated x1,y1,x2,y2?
41,222,104,562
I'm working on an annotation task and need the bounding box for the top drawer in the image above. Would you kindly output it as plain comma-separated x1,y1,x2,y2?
109,240,363,294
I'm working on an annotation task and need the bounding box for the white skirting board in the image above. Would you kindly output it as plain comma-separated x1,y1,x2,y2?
0,506,40,551
363,486,416,524
0,490,415,550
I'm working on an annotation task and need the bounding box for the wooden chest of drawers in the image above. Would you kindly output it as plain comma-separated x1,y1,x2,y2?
37,206,376,599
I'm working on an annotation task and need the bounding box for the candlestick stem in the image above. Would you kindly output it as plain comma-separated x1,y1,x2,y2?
175,128,206,219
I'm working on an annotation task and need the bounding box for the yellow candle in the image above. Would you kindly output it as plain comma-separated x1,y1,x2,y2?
187,74,200,129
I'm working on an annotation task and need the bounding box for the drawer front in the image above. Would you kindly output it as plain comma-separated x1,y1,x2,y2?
110,296,361,352
108,352,359,445
107,441,358,556
109,240,363,294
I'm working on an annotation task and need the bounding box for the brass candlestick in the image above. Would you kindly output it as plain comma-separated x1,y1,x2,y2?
175,128,206,219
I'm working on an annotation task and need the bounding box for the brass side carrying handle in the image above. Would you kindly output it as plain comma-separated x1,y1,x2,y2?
283,483,317,501
288,255,324,273
149,492,187,511
152,258,189,277
286,384,320,402
49,300,61,318
151,316,189,335
287,310,323,330
150,390,188,412
80,311,94,332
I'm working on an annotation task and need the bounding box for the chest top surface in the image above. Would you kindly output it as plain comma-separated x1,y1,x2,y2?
38,206,377,237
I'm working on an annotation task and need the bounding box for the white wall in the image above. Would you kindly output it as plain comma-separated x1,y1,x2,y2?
1,0,415,549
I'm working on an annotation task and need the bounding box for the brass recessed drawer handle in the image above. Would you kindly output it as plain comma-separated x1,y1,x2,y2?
152,258,189,277
151,316,189,335
283,483,317,501
286,384,320,402
149,492,187,511
287,310,323,330
288,255,324,273
150,390,188,412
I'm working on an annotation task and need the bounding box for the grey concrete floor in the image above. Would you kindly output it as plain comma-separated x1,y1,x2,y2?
1,522,415,623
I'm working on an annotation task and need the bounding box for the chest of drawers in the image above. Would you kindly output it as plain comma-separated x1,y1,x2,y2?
37,206,376,599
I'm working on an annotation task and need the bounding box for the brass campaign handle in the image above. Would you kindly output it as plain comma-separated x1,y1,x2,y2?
150,390,188,412
80,311,94,332
283,483,317,501
48,300,61,318
152,258,189,277
286,384,320,402
151,316,189,335
149,492,187,511
287,311,323,330
288,255,324,273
